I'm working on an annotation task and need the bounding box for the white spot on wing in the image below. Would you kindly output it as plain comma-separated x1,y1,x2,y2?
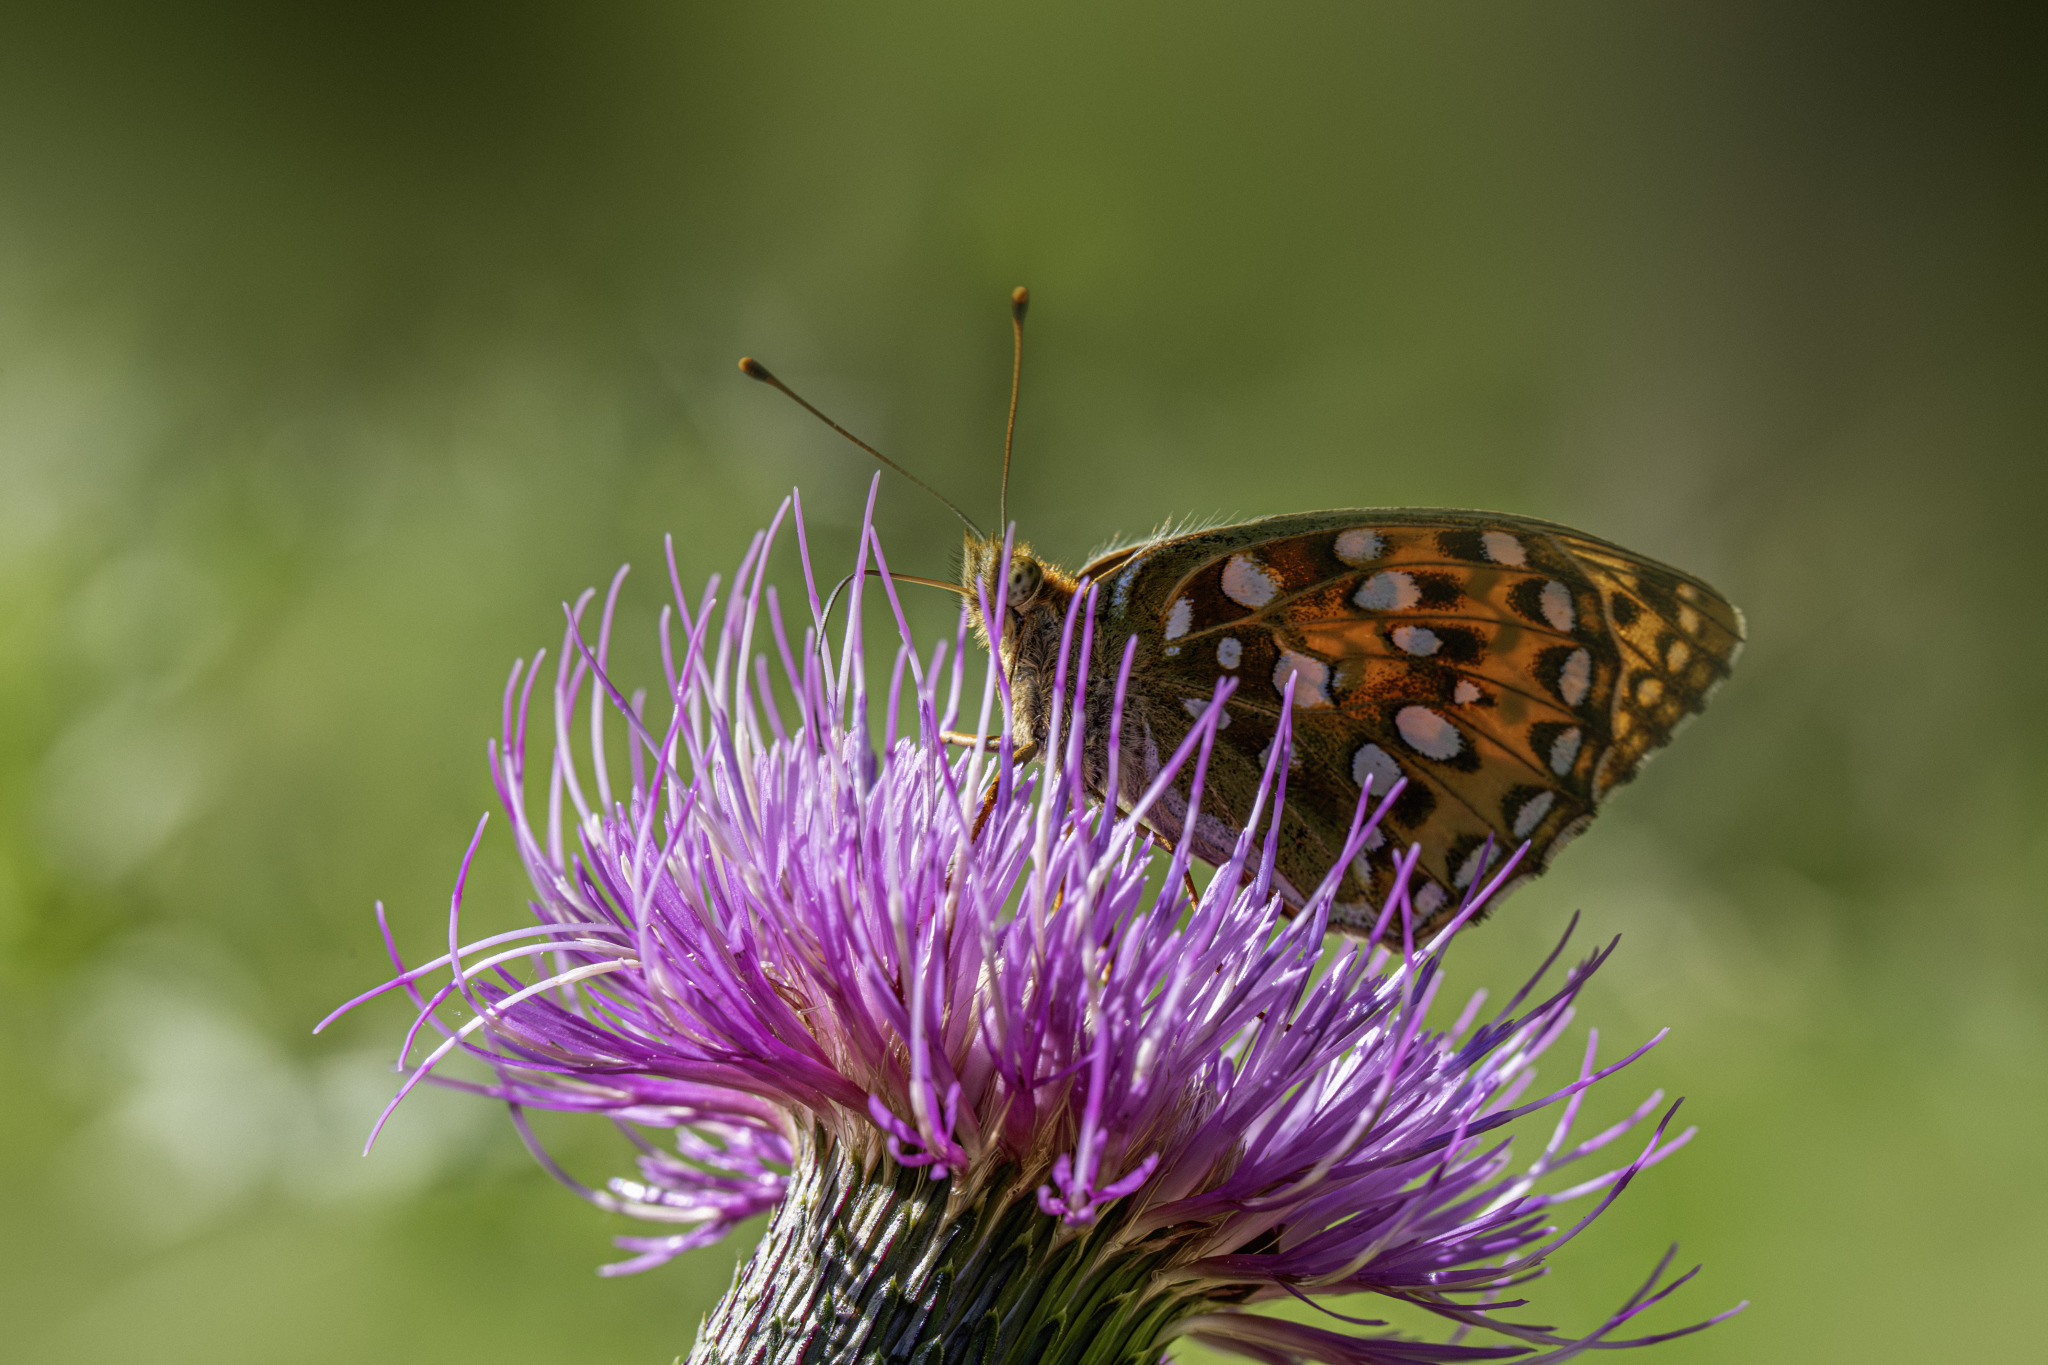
1182,697,1231,727
1257,740,1304,771
1558,648,1591,707
1414,883,1447,917
1355,570,1420,612
1164,596,1192,641
1221,554,1279,608
1391,625,1441,656
1334,528,1382,565
1540,580,1575,632
1454,679,1481,705
1549,727,1583,774
1396,705,1463,760
1666,640,1690,671
1635,675,1664,705
1512,790,1556,838
1272,650,1333,708
1481,531,1527,566
1454,844,1491,889
1678,605,1700,634
1217,637,1242,669
1351,742,1402,794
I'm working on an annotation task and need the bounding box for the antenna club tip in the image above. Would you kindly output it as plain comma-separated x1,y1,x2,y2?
1010,286,1030,320
738,356,774,381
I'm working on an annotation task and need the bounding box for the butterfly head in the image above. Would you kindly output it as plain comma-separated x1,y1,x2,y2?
962,533,1081,749
962,535,1075,634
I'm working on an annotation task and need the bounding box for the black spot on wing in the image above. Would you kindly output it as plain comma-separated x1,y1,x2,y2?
1431,625,1486,664
1502,783,1552,831
1631,570,1680,621
1527,720,1591,787
1435,529,1489,563
1412,571,1464,609
1445,831,1495,888
1533,644,1593,710
1507,577,1553,628
1393,779,1437,827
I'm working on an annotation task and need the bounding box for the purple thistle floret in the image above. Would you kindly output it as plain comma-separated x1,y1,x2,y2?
323,484,1739,1361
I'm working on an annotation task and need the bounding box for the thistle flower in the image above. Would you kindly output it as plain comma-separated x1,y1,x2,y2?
324,487,1739,1364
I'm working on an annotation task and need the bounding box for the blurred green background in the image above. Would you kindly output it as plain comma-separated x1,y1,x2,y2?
2,3,2043,1361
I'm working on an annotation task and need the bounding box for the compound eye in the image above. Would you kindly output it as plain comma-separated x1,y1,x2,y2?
1007,558,1043,606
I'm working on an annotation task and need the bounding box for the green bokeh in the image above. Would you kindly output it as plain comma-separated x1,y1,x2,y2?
3,4,2042,1361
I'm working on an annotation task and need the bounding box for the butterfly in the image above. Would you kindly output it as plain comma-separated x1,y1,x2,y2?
743,290,1744,939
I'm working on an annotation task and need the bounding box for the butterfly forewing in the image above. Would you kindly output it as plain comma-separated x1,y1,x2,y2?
1086,510,1742,936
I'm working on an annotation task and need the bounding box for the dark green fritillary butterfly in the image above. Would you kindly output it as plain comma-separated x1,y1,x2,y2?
745,290,1743,939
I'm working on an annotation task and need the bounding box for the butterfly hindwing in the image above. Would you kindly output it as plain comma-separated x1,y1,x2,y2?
1552,535,1747,799
1086,509,1742,936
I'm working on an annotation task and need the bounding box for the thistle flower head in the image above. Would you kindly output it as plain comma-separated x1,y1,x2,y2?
326,486,1738,1362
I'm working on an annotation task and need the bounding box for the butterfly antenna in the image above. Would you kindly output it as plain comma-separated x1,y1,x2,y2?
738,356,985,537
999,285,1029,535
818,568,971,630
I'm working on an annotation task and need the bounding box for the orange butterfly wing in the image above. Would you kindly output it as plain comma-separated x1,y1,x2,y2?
1086,510,1742,936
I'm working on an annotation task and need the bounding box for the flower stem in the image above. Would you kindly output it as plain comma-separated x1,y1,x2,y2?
689,1127,1204,1365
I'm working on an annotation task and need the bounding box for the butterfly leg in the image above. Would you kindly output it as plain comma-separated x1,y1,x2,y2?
969,741,1040,841
941,730,999,751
